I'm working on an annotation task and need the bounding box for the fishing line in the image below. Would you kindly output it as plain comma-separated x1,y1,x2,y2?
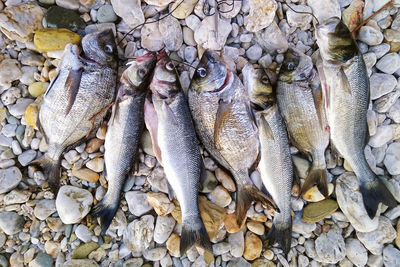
285,2,320,25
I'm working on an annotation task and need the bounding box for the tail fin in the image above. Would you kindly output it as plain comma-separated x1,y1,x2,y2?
300,167,328,197
266,213,292,255
236,185,278,226
360,178,397,219
180,221,212,256
91,194,119,234
31,154,61,194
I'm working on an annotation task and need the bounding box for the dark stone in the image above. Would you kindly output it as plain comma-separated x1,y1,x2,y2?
44,6,85,35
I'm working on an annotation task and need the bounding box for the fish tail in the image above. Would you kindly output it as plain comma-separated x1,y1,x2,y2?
300,167,329,197
31,154,61,194
266,213,292,255
91,193,120,234
180,218,212,256
236,184,278,226
360,177,397,219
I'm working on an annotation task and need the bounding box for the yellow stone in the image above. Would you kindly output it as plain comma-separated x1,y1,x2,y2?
166,233,180,257
48,69,57,81
203,250,215,265
171,0,198,19
0,107,7,124
25,103,39,129
302,199,338,224
146,192,175,216
28,82,49,97
34,28,81,52
243,232,262,261
396,220,400,249
247,221,265,235
302,183,334,202
224,213,246,233
72,168,100,183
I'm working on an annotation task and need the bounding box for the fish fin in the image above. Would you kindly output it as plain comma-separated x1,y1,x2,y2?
108,97,120,127
36,109,48,144
86,102,114,138
198,160,207,192
360,178,397,219
64,68,83,115
180,220,212,256
300,167,329,198
91,193,119,234
259,114,275,141
312,85,326,130
31,154,61,194
267,214,292,255
315,55,330,109
339,68,352,95
161,101,178,125
236,184,279,226
214,98,232,146
144,98,162,164
44,68,60,97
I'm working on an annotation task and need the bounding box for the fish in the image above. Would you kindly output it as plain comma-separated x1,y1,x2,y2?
34,29,118,193
145,51,212,255
188,50,277,225
243,63,293,254
315,17,396,218
91,52,157,234
276,48,330,197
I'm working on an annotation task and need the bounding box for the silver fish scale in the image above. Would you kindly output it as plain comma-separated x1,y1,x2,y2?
154,92,202,224
40,64,116,160
188,75,259,185
323,54,373,181
256,105,292,220
277,79,329,168
104,95,145,200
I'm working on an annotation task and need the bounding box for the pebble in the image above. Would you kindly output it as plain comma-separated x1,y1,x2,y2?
292,211,316,238
228,230,244,257
141,19,164,52
302,183,334,202
97,5,117,23
171,0,197,19
356,216,397,255
308,0,341,23
0,166,22,194
194,16,232,50
17,149,36,166
154,215,175,244
346,238,368,267
4,190,31,205
184,46,197,63
302,199,338,223
315,226,346,264
29,253,53,267
124,215,154,253
143,247,167,261
209,185,231,207
34,199,56,220
369,125,392,147
34,29,80,52
71,168,100,183
376,52,400,74
0,211,24,235
0,59,22,88
56,185,93,224
370,73,397,100
245,0,277,32
247,221,264,235
213,242,231,255
9,98,34,117
111,0,144,28
125,190,152,216
55,0,79,10
71,242,99,259
384,142,400,175
44,6,85,33
255,21,288,52
246,44,262,61
146,192,175,216
166,232,180,257
383,245,400,266
86,158,104,173
224,213,244,233
64,259,99,267
336,172,379,232
243,232,262,261
286,4,312,29
358,26,384,45
159,15,183,51
75,225,93,242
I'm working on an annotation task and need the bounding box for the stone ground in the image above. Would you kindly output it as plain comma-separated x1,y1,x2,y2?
0,0,400,266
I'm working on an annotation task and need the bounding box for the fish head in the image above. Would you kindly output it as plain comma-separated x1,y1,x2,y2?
315,17,358,64
120,52,157,99
81,29,118,67
190,50,234,95
242,63,274,110
149,50,181,103
279,47,314,83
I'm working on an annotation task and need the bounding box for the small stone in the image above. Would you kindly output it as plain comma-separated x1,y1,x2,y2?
346,238,368,267
97,5,117,23
29,253,53,267
245,0,277,32
357,216,396,255
159,15,183,51
246,44,262,61
228,230,244,257
0,2,44,42
384,142,400,175
28,82,49,98
302,183,334,202
389,99,400,123
4,190,31,205
85,138,104,153
124,215,154,253
111,0,144,28
292,211,316,237
224,213,245,233
146,192,175,216
286,4,312,29
125,191,152,216
315,226,346,264
292,155,310,179
376,53,400,74
243,231,262,261
383,245,400,266
9,98,34,117
18,149,36,166
72,168,100,183
166,232,180,257
171,0,197,19
0,166,22,194
71,242,100,259
34,199,56,220
141,19,164,52
144,0,173,6
215,168,236,192
184,46,197,63
0,211,24,235
302,199,338,223
255,21,288,52
213,242,231,255
75,225,92,242
56,185,93,224
45,240,61,258
183,27,196,46
86,158,104,173
342,0,364,32
143,247,167,262
122,258,143,267
200,170,218,193
247,221,264,235
307,0,341,23
370,73,397,100
154,215,176,244
358,26,383,45
0,59,22,88
209,185,231,208
194,16,232,50
44,6,85,33
64,259,99,267
34,29,80,52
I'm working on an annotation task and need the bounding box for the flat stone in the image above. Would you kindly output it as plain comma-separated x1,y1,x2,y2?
146,192,175,216
4,190,31,205
141,19,164,52
72,242,100,259
154,215,175,244
255,21,288,53
370,73,397,100
29,253,53,267
143,247,167,261
34,28,80,52
97,4,117,23
286,4,313,29
111,0,144,28
194,16,232,50
302,199,338,223
18,149,36,166
228,230,244,257
56,185,93,224
315,226,346,264
28,82,48,98
308,0,341,23
383,245,400,267
0,59,22,88
75,224,92,242
34,199,56,220
384,142,400,175
159,15,183,51
208,185,232,208
346,238,368,267
123,215,154,253
72,168,100,183
243,232,262,261
44,6,85,33
376,53,400,74
171,0,197,19
0,166,22,194
358,26,384,45
245,0,277,32
64,259,99,267
0,211,24,235
125,191,152,216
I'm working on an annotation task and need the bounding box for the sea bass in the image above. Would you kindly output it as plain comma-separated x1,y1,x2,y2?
91,53,156,233
243,63,293,254
188,50,277,225
145,51,211,255
36,29,118,193
315,17,396,218
276,48,330,197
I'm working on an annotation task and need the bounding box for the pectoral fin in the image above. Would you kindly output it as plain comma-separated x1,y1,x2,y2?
259,114,275,141
214,98,232,146
65,68,83,115
339,68,352,95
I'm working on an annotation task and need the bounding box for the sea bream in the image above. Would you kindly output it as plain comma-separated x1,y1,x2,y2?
276,48,330,197
243,63,293,254
91,52,156,234
35,29,118,193
188,50,277,225
315,17,396,218
145,51,212,255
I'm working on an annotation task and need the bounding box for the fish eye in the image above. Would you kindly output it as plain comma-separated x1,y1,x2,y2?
166,62,174,71
261,75,269,84
197,67,207,78
137,68,147,79
104,44,113,54
287,62,295,71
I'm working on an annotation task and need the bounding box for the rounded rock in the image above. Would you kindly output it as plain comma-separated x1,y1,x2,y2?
243,231,262,261
56,185,93,224
302,199,338,223
34,28,81,52
97,5,117,23
358,26,383,46
0,166,22,194
384,142,400,175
